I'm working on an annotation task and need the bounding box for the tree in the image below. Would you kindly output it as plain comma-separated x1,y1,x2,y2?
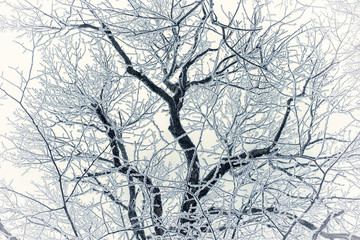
0,0,359,239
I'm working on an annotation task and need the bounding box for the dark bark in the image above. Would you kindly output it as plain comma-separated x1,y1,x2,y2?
168,102,200,229
94,103,164,236
199,97,293,201
128,176,146,240
198,147,271,199
97,22,293,237
0,219,19,240
103,22,204,230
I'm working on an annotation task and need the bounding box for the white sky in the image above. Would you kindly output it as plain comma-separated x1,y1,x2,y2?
0,2,359,238
0,30,33,191
0,0,357,196
0,2,359,240
0,0,250,191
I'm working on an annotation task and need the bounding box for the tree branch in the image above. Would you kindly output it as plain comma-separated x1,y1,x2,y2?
93,103,164,236
199,97,293,199
312,210,345,240
101,23,173,104
0,219,18,240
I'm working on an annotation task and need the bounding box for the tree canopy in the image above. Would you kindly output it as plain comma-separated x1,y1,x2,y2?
0,0,360,239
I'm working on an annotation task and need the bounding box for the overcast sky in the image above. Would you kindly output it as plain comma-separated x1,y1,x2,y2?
0,30,34,191
0,0,359,207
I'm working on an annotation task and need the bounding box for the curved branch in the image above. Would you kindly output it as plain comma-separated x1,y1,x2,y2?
93,103,164,236
101,24,173,104
0,219,18,240
71,22,173,104
199,97,293,199
312,210,345,240
198,147,270,199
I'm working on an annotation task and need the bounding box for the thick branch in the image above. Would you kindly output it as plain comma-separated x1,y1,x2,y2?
94,103,121,167
94,104,164,236
312,210,345,240
73,22,173,104
101,24,173,104
128,176,146,240
168,103,200,219
198,147,270,199
0,219,18,240
199,97,293,199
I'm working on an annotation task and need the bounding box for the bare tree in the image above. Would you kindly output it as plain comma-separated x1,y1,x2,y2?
0,0,360,239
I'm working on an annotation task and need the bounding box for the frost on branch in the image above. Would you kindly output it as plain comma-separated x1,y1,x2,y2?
0,0,360,239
